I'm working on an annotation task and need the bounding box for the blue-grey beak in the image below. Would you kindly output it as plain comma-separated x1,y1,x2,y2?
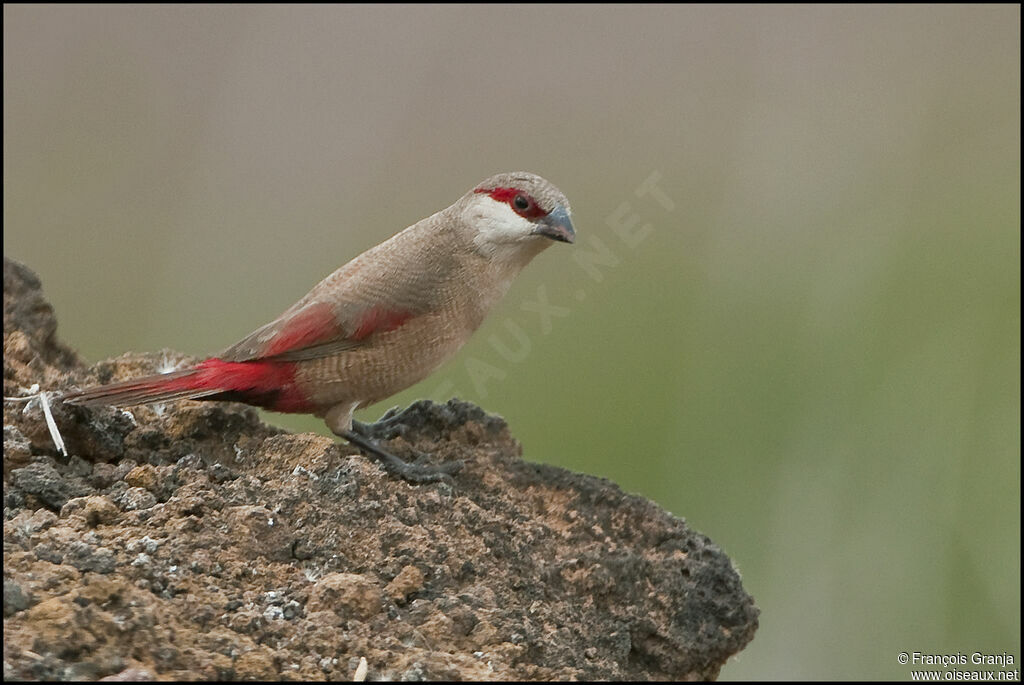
534,205,575,244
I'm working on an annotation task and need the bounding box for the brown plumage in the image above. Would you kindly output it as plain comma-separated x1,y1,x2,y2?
63,172,575,481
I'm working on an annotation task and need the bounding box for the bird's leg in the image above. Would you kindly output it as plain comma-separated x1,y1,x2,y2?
338,429,462,484
327,403,462,484
351,405,444,464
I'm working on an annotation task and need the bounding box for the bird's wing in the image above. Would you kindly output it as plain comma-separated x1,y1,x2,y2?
217,297,419,363
217,235,458,364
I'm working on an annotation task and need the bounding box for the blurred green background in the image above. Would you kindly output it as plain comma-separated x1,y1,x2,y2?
4,5,1019,679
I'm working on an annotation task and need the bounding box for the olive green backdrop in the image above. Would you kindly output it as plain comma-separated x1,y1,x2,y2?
5,5,1019,679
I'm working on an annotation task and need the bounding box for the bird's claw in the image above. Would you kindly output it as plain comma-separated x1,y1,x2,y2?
340,428,461,485
351,409,411,441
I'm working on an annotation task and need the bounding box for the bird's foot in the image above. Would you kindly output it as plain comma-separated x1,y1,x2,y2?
340,429,463,484
351,405,418,441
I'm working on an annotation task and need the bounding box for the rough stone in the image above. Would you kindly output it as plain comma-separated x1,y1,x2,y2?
3,578,34,616
59,495,120,526
123,464,158,491
386,564,426,604
3,424,33,472
308,572,383,621
10,461,92,511
2,257,758,680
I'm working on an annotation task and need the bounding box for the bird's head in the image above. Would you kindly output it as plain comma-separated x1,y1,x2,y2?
460,172,575,261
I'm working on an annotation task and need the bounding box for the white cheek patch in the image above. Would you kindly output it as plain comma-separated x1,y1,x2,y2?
466,197,536,251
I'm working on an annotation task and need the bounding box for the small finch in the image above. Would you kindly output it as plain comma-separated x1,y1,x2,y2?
63,172,575,482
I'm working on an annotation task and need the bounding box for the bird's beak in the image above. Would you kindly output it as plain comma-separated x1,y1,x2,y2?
534,205,575,244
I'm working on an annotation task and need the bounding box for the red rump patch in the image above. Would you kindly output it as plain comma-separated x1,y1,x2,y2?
188,358,311,413
264,302,341,357
351,307,412,341
187,308,411,412
474,186,548,220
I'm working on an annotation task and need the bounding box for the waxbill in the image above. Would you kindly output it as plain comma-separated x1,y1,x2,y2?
63,172,575,483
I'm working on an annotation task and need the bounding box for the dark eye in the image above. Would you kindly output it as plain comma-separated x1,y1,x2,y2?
513,194,530,211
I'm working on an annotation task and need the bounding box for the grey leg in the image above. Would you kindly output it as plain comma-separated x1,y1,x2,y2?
327,402,462,484
338,429,462,484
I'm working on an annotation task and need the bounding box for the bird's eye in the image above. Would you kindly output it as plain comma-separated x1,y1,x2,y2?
513,194,530,211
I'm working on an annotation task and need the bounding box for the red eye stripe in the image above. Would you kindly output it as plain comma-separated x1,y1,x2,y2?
474,186,548,219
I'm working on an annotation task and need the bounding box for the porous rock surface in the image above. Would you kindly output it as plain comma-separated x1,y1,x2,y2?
3,257,758,681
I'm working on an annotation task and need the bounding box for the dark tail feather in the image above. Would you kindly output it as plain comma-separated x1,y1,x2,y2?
62,368,224,408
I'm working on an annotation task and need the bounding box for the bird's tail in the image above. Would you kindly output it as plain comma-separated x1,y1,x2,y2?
61,366,226,408
61,358,312,413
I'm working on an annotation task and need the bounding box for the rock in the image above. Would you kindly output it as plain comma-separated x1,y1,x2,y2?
234,648,277,680
10,461,91,511
2,257,758,680
64,540,116,574
114,486,157,512
59,495,120,526
22,597,79,652
308,573,383,621
386,564,426,604
98,667,156,681
3,425,33,471
223,505,295,562
123,465,158,491
2,258,79,371
3,579,34,616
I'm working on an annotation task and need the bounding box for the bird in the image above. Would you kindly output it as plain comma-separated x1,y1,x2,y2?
62,171,575,483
